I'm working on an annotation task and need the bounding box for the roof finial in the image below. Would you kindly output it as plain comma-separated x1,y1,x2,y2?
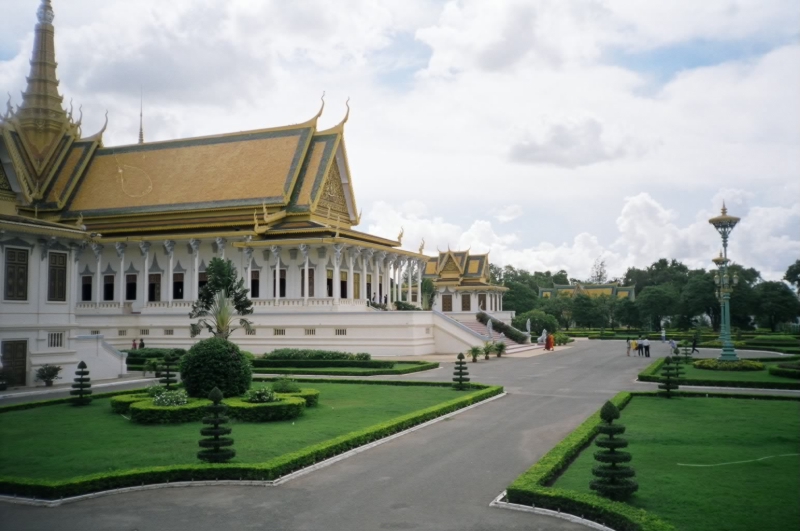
721,201,727,216
314,91,325,120
138,88,144,144
37,0,54,24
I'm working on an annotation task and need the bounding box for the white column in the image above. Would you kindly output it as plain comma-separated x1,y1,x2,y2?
69,243,82,324
363,248,373,301
375,251,386,303
300,244,309,303
164,240,175,304
139,241,150,302
271,245,281,302
347,249,356,301
416,259,423,308
244,247,253,299
189,239,201,300
406,261,412,302
115,243,126,306
216,237,227,260
91,243,103,304
333,244,344,301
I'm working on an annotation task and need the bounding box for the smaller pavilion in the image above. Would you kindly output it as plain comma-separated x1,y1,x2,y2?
423,250,507,314
539,282,635,301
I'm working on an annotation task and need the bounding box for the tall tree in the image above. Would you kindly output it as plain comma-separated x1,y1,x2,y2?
572,294,602,328
189,258,253,339
636,285,679,330
588,258,608,284
679,270,719,330
784,260,800,294
540,295,574,330
753,281,800,332
616,298,641,329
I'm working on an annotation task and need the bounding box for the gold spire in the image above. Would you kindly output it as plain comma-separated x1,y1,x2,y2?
138,89,144,144
17,0,68,157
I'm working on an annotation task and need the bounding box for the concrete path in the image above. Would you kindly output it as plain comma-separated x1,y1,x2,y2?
0,341,793,530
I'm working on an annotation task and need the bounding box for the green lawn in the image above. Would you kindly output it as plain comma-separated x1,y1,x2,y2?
681,361,797,383
553,397,800,531
0,382,465,482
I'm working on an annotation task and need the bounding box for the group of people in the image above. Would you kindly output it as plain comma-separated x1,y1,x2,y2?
627,337,651,357
130,339,146,350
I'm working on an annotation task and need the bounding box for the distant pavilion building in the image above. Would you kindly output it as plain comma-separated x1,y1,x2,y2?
539,282,635,301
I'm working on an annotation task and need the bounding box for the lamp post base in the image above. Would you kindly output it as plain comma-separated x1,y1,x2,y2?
718,346,739,362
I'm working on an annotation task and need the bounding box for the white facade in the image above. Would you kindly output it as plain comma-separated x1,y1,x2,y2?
1,231,511,387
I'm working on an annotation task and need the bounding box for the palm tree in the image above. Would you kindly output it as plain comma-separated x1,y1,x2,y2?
483,342,494,360
468,345,482,363
495,341,507,357
189,258,253,339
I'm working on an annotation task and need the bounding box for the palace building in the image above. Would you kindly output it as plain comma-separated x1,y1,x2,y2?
0,1,522,387
538,283,635,301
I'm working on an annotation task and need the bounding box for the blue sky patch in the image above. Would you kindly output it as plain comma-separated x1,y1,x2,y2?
370,32,431,91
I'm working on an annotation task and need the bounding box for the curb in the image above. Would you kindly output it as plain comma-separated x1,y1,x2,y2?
0,392,507,507
0,378,157,400
490,491,615,531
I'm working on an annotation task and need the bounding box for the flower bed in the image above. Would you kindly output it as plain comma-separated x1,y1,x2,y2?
693,359,764,371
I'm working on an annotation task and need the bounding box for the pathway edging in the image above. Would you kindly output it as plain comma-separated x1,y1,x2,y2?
490,491,616,531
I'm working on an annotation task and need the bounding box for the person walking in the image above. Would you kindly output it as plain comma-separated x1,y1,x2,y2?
626,338,631,357
637,337,645,357
139,338,145,349
131,339,137,350
643,337,651,358
661,328,666,343
691,337,699,354
669,338,677,354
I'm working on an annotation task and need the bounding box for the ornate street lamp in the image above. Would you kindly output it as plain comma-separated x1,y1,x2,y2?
709,203,740,362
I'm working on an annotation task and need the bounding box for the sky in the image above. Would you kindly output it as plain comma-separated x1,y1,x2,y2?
1,0,798,281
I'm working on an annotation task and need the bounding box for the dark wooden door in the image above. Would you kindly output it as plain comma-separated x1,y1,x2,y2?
442,294,453,312
1,340,27,386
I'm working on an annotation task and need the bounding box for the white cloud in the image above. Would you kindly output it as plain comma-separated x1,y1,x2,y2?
494,204,523,223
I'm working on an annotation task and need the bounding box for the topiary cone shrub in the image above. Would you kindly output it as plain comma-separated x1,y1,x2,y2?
179,337,252,398
69,361,92,406
197,387,235,463
590,400,638,501
159,352,179,390
453,353,470,390
658,356,683,398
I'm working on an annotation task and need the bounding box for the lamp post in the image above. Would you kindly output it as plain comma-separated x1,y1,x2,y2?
708,203,740,362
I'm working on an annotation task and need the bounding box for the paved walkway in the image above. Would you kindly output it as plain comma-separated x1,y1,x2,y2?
0,342,795,530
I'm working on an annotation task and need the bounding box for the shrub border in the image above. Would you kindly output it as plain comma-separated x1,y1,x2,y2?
506,390,800,531
129,398,211,424
224,396,306,422
252,361,438,376
275,388,320,407
768,366,800,379
0,381,502,499
637,356,800,389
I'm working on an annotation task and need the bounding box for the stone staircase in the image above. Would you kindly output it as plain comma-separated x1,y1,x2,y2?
460,320,543,355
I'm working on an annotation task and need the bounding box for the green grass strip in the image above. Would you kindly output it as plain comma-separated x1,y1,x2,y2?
251,361,439,376
0,382,502,499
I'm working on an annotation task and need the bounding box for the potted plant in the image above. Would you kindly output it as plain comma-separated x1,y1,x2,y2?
468,346,481,363
495,342,507,358
35,364,62,387
483,342,494,360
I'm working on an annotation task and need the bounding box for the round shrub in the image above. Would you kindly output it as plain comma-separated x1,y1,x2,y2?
224,396,305,422
129,398,210,424
271,377,301,393
693,359,764,371
180,337,252,398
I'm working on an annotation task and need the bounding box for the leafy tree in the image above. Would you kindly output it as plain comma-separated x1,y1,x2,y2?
572,294,602,328
540,294,573,330
636,285,679,330
678,270,719,331
70,361,92,406
512,309,558,335
785,260,800,294
502,280,538,314
190,258,253,339
452,353,469,390
421,278,437,309
594,295,618,329
197,387,235,463
552,269,569,285
615,298,640,329
590,401,638,501
588,258,608,284
754,281,800,332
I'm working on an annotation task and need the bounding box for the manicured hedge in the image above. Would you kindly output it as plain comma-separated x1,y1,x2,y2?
252,362,438,377
637,357,800,390
0,389,151,415
506,392,677,531
476,312,529,343
263,349,371,361
276,388,320,407
110,394,148,415
252,359,394,369
768,366,800,379
0,382,503,499
128,398,211,424
224,396,306,422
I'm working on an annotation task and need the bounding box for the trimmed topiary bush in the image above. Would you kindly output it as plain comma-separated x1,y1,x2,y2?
453,353,470,390
159,352,179,390
198,387,235,463
70,361,93,406
263,349,371,361
275,388,320,407
271,377,301,393
179,337,252,398
658,356,682,398
129,398,209,424
224,396,306,422
590,400,638,501
109,394,147,415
